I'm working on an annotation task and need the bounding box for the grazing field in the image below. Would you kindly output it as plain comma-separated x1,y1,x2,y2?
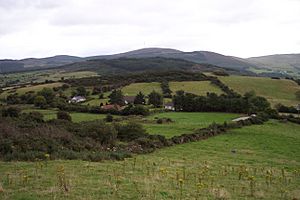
169,81,223,95
82,93,111,106
121,82,162,96
218,75,300,106
143,112,241,138
0,70,98,87
0,120,299,199
82,98,109,106
41,71,98,82
23,109,108,123
0,83,63,99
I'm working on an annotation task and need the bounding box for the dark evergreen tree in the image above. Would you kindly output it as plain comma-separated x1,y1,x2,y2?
148,91,163,108
134,92,146,105
173,90,185,111
161,81,172,98
108,89,124,105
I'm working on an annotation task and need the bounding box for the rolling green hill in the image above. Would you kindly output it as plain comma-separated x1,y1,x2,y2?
121,82,162,96
0,82,63,99
169,81,223,96
247,54,300,76
218,75,300,106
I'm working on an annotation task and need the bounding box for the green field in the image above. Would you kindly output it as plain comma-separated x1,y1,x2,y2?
82,93,111,106
22,109,240,136
121,82,162,96
121,81,224,97
143,112,241,138
41,71,98,82
169,81,223,95
0,83,63,99
82,98,109,106
0,70,98,87
219,75,300,106
0,120,299,199
23,109,108,123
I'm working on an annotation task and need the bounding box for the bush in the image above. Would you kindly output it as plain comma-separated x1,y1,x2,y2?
57,111,72,121
24,112,44,123
2,107,21,118
34,95,47,108
116,121,148,141
122,105,150,116
157,119,163,124
105,114,114,122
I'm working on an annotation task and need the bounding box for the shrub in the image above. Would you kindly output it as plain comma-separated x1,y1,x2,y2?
34,95,47,108
116,121,148,141
122,105,150,116
2,107,21,118
57,111,72,121
24,112,44,123
157,119,163,124
75,121,118,145
105,114,114,122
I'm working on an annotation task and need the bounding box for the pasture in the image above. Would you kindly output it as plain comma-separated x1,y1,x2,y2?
0,70,98,87
0,83,63,99
144,112,241,138
0,120,299,199
23,109,109,123
169,81,223,95
218,75,300,106
41,71,98,82
22,109,240,138
121,82,162,96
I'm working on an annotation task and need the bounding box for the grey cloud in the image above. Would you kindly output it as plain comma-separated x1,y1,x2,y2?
0,0,299,58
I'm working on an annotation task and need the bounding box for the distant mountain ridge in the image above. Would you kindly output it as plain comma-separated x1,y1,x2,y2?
89,48,257,71
0,48,299,75
20,55,82,68
247,54,300,73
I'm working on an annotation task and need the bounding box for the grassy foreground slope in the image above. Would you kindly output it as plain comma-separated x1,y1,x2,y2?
0,120,299,199
169,81,223,95
219,75,300,106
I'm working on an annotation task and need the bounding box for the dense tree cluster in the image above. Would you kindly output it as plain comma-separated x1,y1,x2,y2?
109,89,125,106
173,90,272,114
72,86,89,97
64,71,208,87
122,104,150,116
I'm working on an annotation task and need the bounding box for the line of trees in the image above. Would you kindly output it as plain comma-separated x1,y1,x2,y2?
173,90,274,114
160,81,172,98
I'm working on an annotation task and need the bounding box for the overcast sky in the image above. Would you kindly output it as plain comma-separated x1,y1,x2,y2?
0,0,299,59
